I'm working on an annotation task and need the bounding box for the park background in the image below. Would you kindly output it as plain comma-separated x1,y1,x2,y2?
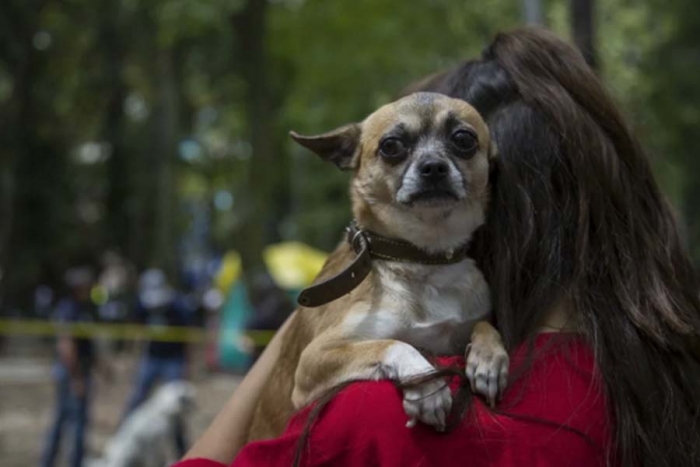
1,0,699,465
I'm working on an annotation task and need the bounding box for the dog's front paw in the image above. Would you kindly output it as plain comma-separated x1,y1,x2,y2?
465,339,509,407
382,342,452,431
403,379,452,431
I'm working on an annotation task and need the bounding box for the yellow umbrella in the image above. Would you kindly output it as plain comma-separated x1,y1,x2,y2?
214,242,327,292
263,241,328,289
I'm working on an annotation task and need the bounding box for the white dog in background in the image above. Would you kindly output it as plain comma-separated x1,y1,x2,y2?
94,381,196,467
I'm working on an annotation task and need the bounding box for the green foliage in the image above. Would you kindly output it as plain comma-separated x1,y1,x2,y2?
2,0,699,309
640,0,700,259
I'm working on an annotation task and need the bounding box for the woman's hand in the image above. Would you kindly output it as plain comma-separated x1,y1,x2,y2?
182,312,294,464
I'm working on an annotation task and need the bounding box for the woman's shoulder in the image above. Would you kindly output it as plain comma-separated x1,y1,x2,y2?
328,334,609,465
491,333,612,463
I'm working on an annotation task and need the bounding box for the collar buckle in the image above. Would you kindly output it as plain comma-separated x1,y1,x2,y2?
346,222,368,254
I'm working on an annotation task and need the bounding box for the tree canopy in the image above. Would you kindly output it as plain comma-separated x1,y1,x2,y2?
1,0,698,310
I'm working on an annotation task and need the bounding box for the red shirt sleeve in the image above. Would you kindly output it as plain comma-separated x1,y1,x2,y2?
178,334,614,467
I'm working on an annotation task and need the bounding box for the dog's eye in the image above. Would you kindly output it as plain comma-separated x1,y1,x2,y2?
379,138,407,160
451,130,478,156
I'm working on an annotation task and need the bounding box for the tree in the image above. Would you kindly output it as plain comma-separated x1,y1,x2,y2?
571,0,597,68
641,0,700,263
0,0,68,308
98,0,130,256
231,0,277,278
523,0,544,25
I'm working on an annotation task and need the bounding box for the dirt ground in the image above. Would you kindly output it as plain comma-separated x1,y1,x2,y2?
0,337,242,467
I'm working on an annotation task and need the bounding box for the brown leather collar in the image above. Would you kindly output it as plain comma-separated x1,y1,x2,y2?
297,221,471,308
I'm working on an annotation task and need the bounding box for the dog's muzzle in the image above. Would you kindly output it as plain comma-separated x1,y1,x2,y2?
398,157,463,205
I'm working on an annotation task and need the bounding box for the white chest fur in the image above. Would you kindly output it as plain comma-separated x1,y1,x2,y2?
342,258,491,355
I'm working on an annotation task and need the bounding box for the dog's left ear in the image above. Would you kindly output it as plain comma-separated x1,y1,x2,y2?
290,124,361,171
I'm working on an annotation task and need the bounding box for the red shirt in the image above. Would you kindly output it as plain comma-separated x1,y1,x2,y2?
178,333,614,467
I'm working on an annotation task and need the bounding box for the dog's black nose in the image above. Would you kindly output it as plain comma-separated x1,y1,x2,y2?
418,159,449,181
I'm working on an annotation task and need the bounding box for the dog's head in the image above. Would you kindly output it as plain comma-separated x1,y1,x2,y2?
291,92,494,252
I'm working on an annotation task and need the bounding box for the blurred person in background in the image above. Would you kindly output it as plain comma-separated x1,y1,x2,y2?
40,266,98,467
246,272,294,360
120,268,196,457
97,251,137,354
33,284,55,319
97,250,136,323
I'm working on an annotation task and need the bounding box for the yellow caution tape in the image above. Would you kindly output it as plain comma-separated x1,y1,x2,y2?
0,319,275,346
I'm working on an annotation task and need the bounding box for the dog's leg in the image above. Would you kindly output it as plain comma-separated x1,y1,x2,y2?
293,334,452,430
465,320,509,407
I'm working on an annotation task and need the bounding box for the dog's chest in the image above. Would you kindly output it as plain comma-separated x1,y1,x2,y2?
346,259,491,355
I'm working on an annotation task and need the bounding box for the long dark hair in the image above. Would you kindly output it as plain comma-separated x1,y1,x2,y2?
415,28,700,467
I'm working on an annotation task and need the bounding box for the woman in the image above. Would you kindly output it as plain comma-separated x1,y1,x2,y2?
178,28,700,467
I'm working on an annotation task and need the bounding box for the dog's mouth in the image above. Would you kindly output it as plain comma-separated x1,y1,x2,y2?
403,187,459,206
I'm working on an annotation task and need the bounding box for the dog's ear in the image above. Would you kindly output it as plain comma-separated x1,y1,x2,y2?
290,124,361,171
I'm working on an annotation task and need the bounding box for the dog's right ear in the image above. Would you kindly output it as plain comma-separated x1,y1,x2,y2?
290,124,361,171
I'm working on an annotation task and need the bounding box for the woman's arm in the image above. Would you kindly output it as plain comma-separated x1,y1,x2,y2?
182,312,295,464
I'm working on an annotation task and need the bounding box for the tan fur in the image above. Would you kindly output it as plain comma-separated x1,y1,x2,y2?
248,93,506,441
248,243,364,439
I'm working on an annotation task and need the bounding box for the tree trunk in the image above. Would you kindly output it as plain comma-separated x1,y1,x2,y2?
522,0,544,25
98,0,130,256
0,0,46,309
149,45,181,277
232,0,274,278
570,0,597,69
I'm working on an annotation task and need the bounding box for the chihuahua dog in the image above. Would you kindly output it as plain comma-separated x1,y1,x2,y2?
248,92,508,440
